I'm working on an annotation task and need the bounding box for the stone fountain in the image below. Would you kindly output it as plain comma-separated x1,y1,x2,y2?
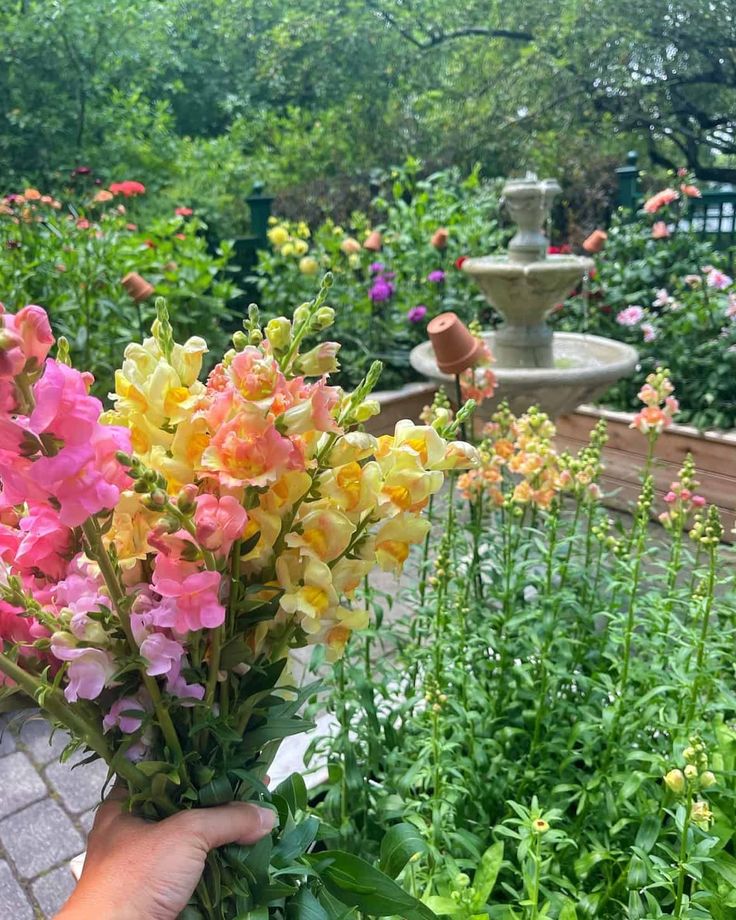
410,176,638,418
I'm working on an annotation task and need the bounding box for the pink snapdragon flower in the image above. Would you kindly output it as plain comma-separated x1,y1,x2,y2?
103,697,146,733
0,305,54,377
15,505,73,581
139,632,186,677
194,494,248,555
152,555,225,632
50,640,116,702
651,221,670,239
616,305,645,326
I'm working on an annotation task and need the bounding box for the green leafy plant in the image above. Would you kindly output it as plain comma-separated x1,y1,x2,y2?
0,184,238,400
308,377,736,917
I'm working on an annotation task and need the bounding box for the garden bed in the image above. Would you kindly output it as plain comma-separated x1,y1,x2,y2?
555,404,736,539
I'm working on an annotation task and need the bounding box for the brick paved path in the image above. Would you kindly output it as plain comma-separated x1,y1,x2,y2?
0,713,108,919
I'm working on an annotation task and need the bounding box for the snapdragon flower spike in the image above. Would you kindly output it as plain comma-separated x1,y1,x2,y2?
630,367,679,435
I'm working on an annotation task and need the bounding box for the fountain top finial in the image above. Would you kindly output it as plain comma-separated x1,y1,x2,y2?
503,176,561,264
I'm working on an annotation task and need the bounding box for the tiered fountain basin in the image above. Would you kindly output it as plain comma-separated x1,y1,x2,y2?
410,331,638,419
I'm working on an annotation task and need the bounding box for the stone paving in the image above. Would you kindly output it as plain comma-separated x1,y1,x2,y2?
0,713,107,919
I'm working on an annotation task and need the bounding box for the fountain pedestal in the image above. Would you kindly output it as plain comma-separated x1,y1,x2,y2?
410,174,638,418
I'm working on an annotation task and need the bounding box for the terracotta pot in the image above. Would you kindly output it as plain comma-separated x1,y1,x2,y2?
582,229,607,254
363,230,382,252
431,227,449,249
427,312,482,375
121,272,154,302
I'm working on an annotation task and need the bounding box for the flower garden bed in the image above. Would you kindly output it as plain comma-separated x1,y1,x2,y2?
555,405,736,539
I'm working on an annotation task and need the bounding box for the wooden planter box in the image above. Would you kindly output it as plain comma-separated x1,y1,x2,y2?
555,406,736,539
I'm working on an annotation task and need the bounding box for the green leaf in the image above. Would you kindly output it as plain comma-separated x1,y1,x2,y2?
558,902,578,920
275,772,308,814
287,888,330,920
634,815,661,854
309,850,437,919
470,841,503,908
273,815,320,863
198,775,234,807
424,897,463,916
379,823,428,879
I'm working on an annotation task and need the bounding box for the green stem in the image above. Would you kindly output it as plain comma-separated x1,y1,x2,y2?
0,653,147,789
674,788,693,917
685,544,717,727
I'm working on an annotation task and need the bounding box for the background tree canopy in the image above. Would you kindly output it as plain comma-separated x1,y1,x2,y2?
1,0,734,232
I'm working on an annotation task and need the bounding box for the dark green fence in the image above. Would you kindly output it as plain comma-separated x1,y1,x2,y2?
616,152,736,257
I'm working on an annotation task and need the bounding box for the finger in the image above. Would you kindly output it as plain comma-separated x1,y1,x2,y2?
182,802,277,851
92,784,137,834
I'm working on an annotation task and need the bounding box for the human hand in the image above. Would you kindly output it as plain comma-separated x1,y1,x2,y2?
56,791,276,920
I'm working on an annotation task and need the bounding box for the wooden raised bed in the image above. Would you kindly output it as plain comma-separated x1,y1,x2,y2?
555,405,736,539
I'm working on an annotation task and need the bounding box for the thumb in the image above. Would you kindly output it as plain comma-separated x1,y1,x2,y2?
181,802,277,851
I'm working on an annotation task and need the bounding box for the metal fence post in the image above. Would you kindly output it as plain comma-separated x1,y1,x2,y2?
616,151,640,213
246,181,275,250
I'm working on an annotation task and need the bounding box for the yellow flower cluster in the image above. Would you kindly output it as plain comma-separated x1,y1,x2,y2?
104,304,478,661
267,219,317,274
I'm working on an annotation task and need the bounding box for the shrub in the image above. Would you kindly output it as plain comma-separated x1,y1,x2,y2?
251,162,508,391
556,184,736,429
0,182,238,399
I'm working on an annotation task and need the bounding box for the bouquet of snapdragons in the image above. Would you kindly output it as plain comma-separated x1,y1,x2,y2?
0,277,476,918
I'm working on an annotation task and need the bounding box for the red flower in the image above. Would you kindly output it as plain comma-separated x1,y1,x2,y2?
144,239,156,249
125,223,138,231
454,255,468,270
547,244,572,255
109,180,146,198
175,233,186,241
75,218,90,230
175,206,193,217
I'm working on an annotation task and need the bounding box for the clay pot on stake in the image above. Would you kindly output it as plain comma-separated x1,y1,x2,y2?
427,311,481,440
121,272,155,339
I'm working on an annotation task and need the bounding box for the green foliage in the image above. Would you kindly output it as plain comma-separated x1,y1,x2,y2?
5,0,735,239
309,401,736,917
556,202,736,429
0,186,238,399
252,164,507,390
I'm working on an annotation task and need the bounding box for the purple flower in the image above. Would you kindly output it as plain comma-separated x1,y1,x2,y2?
428,269,446,283
369,262,385,274
408,305,428,323
369,277,394,302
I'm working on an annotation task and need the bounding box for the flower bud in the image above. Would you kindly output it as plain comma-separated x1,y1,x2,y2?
683,746,696,763
293,304,311,326
354,400,380,422
684,764,698,781
532,818,549,834
315,306,335,330
265,317,292,351
232,330,248,351
455,873,470,889
700,771,717,788
664,769,685,794
248,329,263,346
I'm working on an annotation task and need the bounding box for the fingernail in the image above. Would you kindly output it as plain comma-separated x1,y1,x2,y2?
254,805,277,832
